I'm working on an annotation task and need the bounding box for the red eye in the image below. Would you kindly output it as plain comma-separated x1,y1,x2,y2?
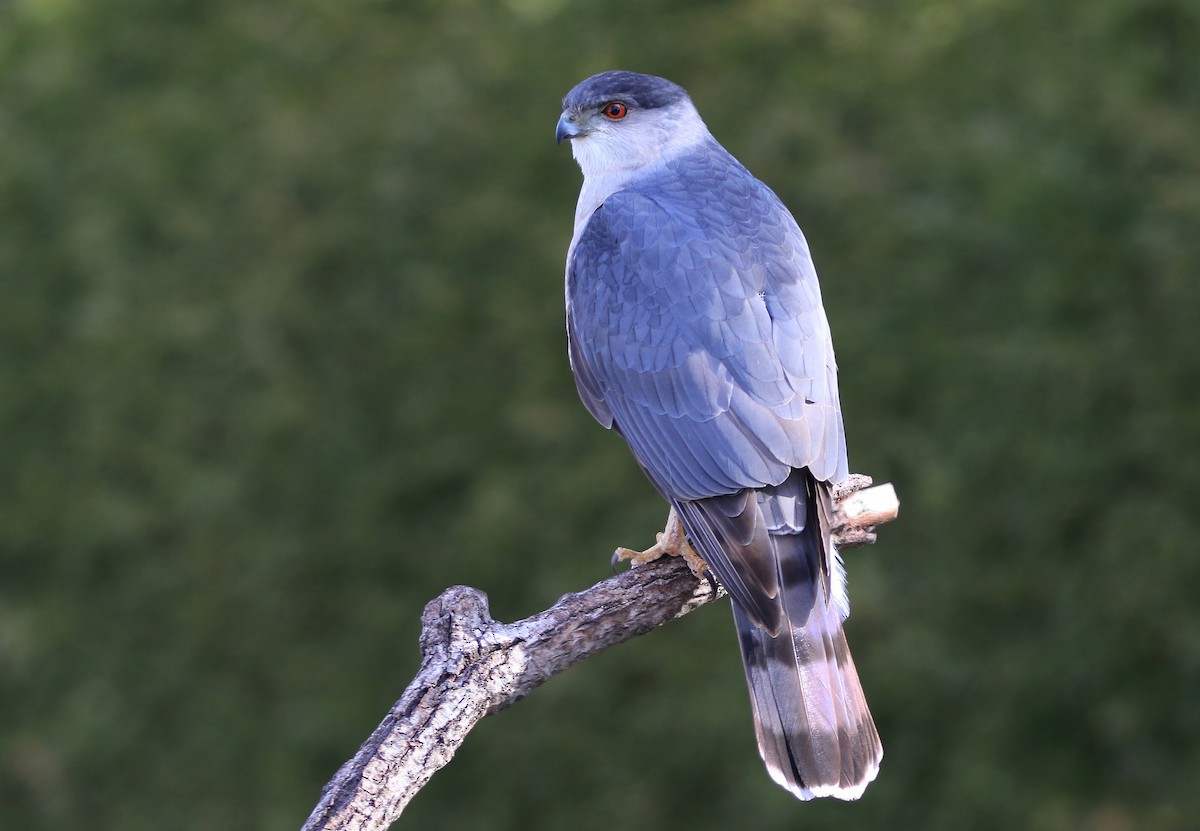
603,102,628,119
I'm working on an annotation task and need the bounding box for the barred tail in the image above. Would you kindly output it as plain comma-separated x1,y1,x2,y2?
732,523,881,800
674,471,882,799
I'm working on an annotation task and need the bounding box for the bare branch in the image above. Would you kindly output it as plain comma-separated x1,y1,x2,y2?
303,480,899,831
831,475,900,548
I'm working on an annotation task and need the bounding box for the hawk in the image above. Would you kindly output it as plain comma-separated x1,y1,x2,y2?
556,71,881,800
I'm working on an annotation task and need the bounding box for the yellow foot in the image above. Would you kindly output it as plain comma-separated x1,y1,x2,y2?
613,508,708,578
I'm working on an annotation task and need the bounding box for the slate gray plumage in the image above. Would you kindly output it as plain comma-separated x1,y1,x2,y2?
558,70,881,800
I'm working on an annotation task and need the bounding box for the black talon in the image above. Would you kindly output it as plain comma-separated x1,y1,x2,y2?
610,551,622,573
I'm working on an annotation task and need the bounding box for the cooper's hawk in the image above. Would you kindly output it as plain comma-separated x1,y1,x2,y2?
557,71,881,800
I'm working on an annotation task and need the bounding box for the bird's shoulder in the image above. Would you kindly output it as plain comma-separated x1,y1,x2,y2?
575,141,805,273
626,141,780,220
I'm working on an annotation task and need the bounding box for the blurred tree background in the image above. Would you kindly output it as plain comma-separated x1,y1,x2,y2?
2,0,1198,828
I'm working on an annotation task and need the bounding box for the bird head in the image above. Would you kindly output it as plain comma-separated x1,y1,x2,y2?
556,71,709,179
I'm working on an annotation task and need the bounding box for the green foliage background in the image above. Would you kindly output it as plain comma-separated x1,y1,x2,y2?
3,0,1198,828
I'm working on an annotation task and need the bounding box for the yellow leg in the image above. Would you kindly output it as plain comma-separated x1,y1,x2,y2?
613,508,708,577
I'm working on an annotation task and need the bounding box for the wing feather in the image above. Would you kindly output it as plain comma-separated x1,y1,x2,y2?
566,143,847,500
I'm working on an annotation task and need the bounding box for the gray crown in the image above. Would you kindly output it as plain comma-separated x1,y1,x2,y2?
562,71,689,113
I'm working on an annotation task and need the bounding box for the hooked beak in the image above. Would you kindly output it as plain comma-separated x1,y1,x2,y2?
555,112,583,145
